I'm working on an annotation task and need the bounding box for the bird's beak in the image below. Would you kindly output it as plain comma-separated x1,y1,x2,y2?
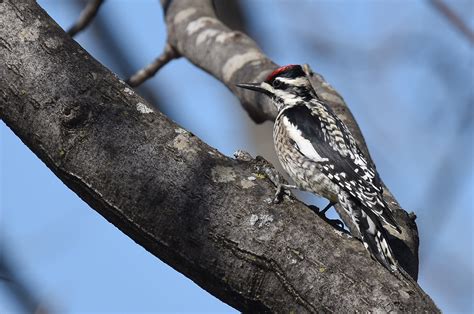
236,82,269,95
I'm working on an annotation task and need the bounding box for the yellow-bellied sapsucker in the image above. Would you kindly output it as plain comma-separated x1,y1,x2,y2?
237,64,401,272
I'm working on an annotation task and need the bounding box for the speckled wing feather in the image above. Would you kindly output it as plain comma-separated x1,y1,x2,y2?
281,102,400,232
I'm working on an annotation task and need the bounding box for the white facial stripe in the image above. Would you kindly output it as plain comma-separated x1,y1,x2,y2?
283,116,329,162
273,89,302,105
260,81,273,92
277,76,310,87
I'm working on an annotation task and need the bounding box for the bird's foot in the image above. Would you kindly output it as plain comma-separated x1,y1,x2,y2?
253,156,296,203
273,183,297,204
309,203,345,231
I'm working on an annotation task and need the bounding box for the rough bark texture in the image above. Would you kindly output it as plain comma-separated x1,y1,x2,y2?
0,0,438,312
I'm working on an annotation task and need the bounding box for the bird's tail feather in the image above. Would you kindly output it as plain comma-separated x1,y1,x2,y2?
339,191,398,272
359,213,398,271
375,196,402,233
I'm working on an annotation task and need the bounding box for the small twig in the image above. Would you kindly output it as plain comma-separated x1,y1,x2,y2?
430,0,474,44
67,0,106,37
126,43,180,87
0,252,50,314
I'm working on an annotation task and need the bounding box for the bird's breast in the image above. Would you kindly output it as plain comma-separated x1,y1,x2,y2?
273,116,340,202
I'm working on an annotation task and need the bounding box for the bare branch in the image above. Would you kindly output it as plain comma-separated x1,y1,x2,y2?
126,43,180,87
430,0,474,44
67,0,106,37
0,249,50,314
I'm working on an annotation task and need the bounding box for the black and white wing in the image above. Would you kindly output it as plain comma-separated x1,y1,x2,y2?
280,102,400,232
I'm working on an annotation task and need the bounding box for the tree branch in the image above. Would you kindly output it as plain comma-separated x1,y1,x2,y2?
429,0,474,44
67,0,105,37
0,248,49,314
126,43,179,87
0,0,438,312
162,0,420,280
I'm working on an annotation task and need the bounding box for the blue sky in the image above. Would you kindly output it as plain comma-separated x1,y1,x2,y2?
1,0,472,313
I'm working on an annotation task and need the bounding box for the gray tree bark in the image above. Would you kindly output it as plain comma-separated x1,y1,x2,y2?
0,0,438,312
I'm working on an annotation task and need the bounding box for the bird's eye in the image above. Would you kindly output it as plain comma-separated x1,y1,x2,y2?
272,80,281,88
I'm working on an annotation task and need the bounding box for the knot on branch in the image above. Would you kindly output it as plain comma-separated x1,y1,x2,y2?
61,103,90,129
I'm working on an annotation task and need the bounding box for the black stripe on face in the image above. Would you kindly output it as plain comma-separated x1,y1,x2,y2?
272,79,314,102
272,80,290,90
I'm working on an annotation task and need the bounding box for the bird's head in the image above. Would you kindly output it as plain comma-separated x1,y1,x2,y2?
236,64,314,110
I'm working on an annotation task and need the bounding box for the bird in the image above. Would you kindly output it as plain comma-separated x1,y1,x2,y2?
236,64,402,272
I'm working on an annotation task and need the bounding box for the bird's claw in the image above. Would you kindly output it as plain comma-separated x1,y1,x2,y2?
309,205,345,230
273,183,293,204
253,156,296,203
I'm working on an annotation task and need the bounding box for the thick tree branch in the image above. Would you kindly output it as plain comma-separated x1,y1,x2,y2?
162,0,420,280
0,0,437,312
